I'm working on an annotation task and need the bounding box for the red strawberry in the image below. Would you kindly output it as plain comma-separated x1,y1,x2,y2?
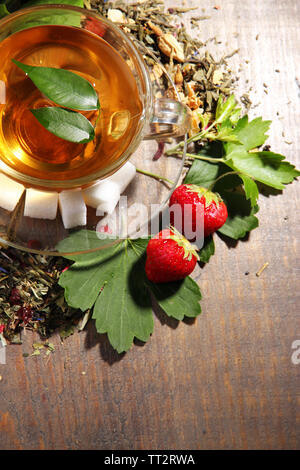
145,228,199,283
169,184,228,239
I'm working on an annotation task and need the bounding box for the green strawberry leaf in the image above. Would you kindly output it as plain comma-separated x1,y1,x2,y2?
30,107,95,143
215,94,240,124
213,118,242,143
12,59,99,111
240,174,259,206
147,276,201,321
184,142,241,190
57,231,202,353
92,239,154,354
183,141,260,240
184,156,220,188
217,191,259,240
225,115,271,152
198,235,215,263
226,150,300,190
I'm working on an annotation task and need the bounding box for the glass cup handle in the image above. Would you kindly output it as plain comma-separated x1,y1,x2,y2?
143,98,192,140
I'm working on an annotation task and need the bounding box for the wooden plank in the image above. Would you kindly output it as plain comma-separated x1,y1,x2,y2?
0,0,299,450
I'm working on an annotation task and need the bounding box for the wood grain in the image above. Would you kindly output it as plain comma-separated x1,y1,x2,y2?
0,0,299,450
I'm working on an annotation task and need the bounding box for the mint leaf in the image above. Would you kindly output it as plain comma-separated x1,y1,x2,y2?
24,0,83,7
12,59,99,111
58,231,202,353
18,1,83,27
227,150,300,190
31,107,95,143
240,174,259,206
217,191,259,239
198,235,215,263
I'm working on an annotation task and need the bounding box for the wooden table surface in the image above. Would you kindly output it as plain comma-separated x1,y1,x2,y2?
0,0,299,450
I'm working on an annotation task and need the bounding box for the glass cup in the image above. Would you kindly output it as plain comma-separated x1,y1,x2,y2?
0,5,190,254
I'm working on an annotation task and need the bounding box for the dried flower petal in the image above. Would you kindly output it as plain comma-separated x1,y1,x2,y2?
158,34,185,62
107,9,126,24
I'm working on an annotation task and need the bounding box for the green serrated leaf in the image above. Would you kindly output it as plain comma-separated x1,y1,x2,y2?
240,174,259,206
147,276,201,321
59,236,153,353
31,107,95,143
217,191,259,239
225,115,271,152
215,94,239,124
184,142,223,187
198,235,215,263
58,231,202,353
214,118,242,143
227,150,300,190
221,115,299,190
92,239,154,353
58,236,123,311
229,108,242,125
56,229,120,262
184,143,241,190
12,59,99,111
184,158,220,188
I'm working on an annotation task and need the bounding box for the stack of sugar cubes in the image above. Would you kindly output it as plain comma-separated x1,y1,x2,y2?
0,162,136,229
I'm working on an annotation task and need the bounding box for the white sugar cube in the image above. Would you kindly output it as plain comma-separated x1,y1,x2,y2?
83,180,120,214
24,189,58,220
59,190,87,229
94,181,120,215
106,162,136,194
83,162,135,212
0,173,24,212
82,181,106,209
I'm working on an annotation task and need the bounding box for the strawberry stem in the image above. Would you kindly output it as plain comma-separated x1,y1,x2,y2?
136,168,174,185
165,119,218,155
168,151,225,163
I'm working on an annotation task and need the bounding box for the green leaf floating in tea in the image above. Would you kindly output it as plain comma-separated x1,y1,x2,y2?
31,107,95,144
12,59,99,111
11,59,100,143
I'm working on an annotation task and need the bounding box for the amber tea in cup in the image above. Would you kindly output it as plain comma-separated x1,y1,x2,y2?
0,24,143,189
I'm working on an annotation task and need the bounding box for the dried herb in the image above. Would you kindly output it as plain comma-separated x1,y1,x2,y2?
90,0,238,122
0,248,82,343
